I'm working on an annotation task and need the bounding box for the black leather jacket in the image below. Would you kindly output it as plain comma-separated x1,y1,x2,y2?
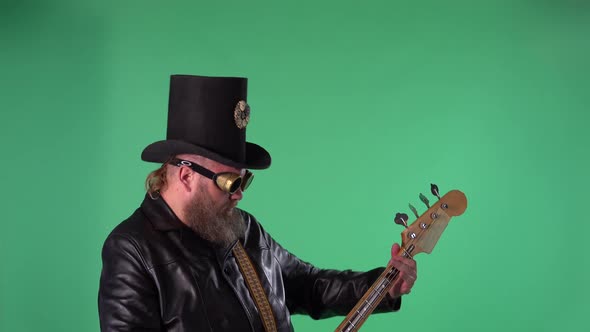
98,195,400,331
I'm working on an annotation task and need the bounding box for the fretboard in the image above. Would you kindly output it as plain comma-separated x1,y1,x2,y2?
334,245,415,332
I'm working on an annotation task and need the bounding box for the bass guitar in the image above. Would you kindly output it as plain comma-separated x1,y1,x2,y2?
335,184,468,332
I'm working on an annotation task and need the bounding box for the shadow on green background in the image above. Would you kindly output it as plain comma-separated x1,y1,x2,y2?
1,1,588,331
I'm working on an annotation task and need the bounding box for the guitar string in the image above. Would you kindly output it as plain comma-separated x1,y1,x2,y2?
341,241,413,331
342,258,403,331
341,209,448,331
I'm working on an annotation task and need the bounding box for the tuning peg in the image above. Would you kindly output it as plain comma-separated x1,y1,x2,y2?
419,193,430,208
431,183,441,199
394,213,409,228
408,203,419,219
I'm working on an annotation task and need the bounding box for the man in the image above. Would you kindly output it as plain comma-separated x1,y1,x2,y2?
98,75,417,331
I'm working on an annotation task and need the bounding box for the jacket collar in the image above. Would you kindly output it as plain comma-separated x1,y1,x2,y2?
140,193,186,231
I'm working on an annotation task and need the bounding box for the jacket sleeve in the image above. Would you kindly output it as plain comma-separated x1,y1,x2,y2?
98,233,161,331
258,222,401,320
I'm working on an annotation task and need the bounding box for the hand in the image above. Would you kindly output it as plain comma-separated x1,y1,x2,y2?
387,243,417,298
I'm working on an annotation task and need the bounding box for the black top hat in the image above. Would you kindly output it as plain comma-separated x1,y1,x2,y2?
141,75,271,169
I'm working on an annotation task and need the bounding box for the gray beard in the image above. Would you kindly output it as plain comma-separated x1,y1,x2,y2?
184,187,246,247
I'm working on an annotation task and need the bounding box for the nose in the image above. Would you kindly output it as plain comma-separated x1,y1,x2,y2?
230,188,243,201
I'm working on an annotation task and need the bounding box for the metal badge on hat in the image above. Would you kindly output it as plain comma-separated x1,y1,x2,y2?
234,100,250,129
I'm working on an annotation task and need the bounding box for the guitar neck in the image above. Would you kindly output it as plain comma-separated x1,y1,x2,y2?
335,245,414,332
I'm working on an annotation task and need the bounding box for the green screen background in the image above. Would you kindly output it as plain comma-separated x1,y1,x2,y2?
1,1,589,331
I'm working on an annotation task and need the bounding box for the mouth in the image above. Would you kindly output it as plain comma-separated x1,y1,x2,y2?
224,202,238,215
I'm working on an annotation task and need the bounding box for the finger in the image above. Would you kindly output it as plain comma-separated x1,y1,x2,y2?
393,255,416,267
388,280,402,298
390,255,416,267
400,281,413,295
390,254,417,276
403,272,417,283
397,274,416,295
389,258,416,275
389,261,417,282
390,245,416,267
389,276,414,297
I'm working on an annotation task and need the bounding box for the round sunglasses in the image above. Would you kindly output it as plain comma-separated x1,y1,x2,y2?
168,158,253,194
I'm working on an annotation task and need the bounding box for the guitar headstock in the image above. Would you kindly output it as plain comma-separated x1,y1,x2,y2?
396,186,467,256
334,185,467,332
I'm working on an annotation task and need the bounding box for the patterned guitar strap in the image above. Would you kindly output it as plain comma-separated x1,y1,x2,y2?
232,242,278,332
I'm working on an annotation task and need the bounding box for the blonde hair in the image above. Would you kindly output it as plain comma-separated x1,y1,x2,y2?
145,162,169,195
145,154,213,195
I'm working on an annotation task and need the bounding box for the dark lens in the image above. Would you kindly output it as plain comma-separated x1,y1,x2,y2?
229,178,242,194
241,171,253,191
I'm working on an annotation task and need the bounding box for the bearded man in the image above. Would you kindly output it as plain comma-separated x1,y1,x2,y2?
98,75,417,331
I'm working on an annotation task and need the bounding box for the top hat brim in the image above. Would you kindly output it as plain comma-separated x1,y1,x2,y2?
141,140,271,170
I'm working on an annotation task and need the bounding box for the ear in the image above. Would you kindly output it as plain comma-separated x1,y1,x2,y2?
177,166,196,192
